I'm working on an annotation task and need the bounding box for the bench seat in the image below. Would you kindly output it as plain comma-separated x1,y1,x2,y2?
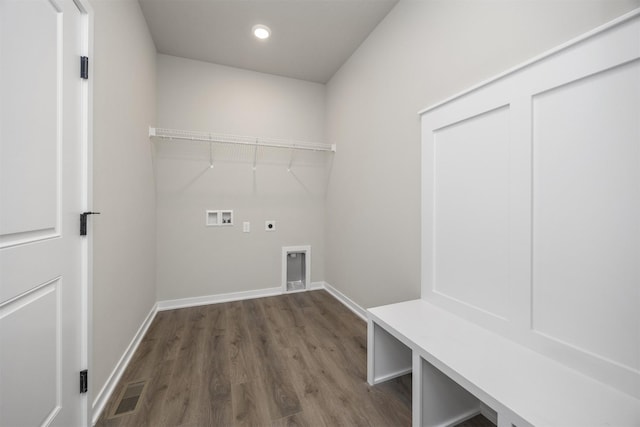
368,299,640,427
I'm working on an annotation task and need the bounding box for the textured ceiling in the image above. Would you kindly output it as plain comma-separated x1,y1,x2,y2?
138,0,399,83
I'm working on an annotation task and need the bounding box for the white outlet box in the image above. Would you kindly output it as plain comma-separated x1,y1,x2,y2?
243,222,250,233
265,220,276,231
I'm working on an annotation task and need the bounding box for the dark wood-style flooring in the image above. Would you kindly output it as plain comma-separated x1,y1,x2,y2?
96,290,493,427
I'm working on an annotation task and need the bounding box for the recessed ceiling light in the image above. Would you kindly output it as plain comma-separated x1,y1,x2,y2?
252,24,271,40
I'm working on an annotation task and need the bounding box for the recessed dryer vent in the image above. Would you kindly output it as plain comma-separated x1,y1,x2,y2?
282,246,311,292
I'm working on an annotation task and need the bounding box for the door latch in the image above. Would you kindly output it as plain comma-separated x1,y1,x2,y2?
80,370,88,393
80,212,100,236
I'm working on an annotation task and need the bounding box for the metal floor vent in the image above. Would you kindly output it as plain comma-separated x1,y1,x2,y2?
111,380,147,417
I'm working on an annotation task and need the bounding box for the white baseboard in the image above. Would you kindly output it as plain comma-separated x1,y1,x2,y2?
92,303,158,425
157,281,367,320
308,281,324,290
157,282,328,311
322,281,368,321
157,286,283,311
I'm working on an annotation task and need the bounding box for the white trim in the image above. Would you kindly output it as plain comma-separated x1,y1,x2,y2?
157,282,328,311
77,0,94,423
155,282,366,316
91,303,157,425
283,281,325,294
157,287,282,311
417,7,640,115
323,281,368,321
308,281,324,290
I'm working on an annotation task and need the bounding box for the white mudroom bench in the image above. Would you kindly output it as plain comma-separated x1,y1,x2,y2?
367,299,640,427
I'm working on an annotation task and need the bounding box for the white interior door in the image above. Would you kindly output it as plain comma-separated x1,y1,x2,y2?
0,0,88,425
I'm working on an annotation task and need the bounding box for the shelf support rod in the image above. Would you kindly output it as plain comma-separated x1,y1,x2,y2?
287,148,295,173
252,144,258,171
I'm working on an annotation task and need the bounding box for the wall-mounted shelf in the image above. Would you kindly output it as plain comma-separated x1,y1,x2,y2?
149,127,336,153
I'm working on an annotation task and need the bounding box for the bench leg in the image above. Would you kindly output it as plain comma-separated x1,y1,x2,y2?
412,352,423,427
497,411,529,427
367,317,376,385
413,354,482,427
367,319,412,385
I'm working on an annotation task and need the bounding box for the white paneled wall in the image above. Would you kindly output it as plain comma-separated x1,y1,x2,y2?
531,61,640,371
420,12,640,398
433,106,511,319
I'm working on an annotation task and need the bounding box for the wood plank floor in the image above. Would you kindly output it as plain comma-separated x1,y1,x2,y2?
95,290,493,427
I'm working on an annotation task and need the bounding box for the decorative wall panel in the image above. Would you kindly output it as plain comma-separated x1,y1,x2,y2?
420,12,640,397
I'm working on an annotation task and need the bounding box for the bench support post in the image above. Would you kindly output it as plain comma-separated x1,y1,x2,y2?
413,353,481,427
367,318,412,385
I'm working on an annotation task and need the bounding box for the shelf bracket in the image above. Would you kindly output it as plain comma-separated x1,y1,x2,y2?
252,144,258,171
287,148,295,172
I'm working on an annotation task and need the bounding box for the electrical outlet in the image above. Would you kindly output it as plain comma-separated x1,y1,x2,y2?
243,222,250,233
265,220,276,231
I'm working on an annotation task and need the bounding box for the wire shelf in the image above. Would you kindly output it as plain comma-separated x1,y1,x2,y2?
149,127,336,153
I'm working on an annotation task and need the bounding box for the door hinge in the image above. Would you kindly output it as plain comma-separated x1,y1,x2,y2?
80,370,88,394
80,56,89,79
80,211,100,236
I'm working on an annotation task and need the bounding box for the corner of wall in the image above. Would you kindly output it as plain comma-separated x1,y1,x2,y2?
91,0,158,408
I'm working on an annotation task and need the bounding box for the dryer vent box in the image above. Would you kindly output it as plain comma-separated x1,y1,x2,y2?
282,246,311,293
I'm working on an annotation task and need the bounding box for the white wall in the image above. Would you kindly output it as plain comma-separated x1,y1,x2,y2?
324,0,640,310
155,55,327,301
87,0,640,406
91,0,157,400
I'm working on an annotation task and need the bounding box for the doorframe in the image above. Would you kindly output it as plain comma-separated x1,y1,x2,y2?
72,0,94,424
